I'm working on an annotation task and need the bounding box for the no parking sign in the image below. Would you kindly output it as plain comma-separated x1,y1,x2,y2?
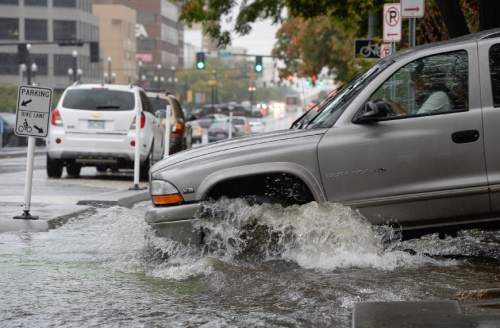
383,3,402,43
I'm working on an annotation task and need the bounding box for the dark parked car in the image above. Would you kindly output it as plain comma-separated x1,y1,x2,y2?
147,92,192,154
0,112,45,147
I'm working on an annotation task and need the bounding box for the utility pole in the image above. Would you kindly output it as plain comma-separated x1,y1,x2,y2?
211,69,217,110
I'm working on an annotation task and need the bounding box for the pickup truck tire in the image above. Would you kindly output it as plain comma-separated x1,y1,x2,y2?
206,173,314,206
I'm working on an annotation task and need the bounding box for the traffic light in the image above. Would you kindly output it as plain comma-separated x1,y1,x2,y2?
255,56,263,73
311,74,317,87
196,52,205,70
90,41,100,63
17,43,29,64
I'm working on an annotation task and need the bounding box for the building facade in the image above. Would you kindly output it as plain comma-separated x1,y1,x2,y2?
0,0,101,89
93,0,184,89
92,3,136,84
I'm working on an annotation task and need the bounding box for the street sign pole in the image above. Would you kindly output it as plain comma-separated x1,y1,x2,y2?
13,85,53,220
16,136,37,219
409,18,416,48
401,0,424,48
163,105,171,158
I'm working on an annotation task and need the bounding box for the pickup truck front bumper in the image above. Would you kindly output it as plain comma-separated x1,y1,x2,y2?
145,203,202,246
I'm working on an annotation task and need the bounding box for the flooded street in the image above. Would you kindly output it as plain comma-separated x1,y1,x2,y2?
1,201,499,328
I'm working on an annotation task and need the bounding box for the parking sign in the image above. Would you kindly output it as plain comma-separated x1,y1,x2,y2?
383,3,402,42
15,85,53,138
379,44,393,58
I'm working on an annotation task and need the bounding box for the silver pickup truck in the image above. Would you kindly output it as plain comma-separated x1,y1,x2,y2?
146,29,500,244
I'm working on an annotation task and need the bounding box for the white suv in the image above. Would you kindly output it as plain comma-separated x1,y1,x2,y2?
47,84,165,180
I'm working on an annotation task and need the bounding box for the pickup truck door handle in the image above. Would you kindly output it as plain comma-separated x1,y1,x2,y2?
451,130,480,144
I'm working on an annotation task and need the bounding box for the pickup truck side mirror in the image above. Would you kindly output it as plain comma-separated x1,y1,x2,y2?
354,100,391,124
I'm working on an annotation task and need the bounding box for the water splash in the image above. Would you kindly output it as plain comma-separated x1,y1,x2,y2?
148,198,451,272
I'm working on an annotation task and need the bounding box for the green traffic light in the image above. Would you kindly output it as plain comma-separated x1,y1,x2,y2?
255,64,263,72
196,61,205,70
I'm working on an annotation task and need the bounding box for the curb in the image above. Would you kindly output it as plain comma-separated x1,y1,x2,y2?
0,148,46,159
76,190,150,208
47,206,96,230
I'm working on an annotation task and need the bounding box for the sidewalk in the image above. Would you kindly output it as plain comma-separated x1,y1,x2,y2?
0,146,46,159
0,161,150,234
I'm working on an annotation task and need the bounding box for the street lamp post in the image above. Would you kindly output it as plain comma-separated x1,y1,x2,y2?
156,64,162,89
25,43,33,85
107,57,112,83
30,62,37,86
170,66,177,94
211,69,217,110
137,60,143,85
248,84,256,107
72,50,78,82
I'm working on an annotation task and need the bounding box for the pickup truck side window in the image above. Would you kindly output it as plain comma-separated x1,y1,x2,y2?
368,50,468,119
489,44,500,107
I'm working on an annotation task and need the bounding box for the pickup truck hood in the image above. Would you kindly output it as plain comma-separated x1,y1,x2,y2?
151,128,326,173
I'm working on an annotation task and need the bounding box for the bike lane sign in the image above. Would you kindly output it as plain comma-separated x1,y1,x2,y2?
15,85,53,138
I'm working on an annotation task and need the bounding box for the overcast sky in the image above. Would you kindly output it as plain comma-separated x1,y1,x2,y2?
184,19,279,56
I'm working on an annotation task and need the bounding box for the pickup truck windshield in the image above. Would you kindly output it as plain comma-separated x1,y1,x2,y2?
305,59,393,129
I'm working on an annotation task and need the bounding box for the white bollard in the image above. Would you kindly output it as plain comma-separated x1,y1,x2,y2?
202,130,208,144
132,105,141,189
13,136,38,219
228,112,233,139
163,105,171,158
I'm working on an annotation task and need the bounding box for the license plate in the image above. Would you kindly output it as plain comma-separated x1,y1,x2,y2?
88,120,105,129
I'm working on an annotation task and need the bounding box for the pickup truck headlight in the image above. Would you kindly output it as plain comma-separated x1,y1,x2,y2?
150,180,184,206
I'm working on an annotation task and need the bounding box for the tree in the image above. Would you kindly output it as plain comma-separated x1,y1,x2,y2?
179,0,499,83
180,0,381,48
273,16,372,83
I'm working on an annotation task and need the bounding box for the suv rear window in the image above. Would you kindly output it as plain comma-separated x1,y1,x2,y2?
62,89,135,110
232,118,246,125
148,97,168,111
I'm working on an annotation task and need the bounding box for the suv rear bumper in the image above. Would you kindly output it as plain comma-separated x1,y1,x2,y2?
47,130,149,164
145,203,202,246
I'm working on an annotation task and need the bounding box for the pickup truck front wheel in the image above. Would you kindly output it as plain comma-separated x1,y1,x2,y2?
206,173,314,207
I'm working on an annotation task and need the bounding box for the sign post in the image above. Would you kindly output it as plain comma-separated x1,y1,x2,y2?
402,0,424,48
383,3,402,55
163,105,171,158
13,85,53,220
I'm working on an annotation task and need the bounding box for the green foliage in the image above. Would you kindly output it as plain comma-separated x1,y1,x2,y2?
179,0,383,83
0,85,62,113
0,86,18,113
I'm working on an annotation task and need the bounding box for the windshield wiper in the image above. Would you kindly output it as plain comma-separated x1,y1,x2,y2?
95,105,121,109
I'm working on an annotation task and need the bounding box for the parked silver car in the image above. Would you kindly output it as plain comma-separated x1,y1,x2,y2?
146,30,500,244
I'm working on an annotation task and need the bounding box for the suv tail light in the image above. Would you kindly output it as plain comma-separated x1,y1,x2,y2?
51,108,62,126
130,112,145,129
172,122,184,135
